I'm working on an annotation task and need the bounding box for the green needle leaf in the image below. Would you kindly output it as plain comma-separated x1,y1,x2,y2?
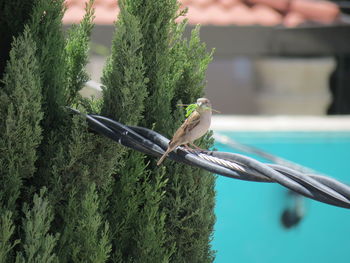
185,104,198,117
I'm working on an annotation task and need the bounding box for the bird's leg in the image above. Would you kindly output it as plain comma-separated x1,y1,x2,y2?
189,143,208,152
182,144,196,152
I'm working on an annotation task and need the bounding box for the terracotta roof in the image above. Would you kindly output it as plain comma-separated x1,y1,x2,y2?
63,0,341,27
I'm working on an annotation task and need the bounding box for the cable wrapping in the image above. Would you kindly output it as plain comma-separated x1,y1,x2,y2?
71,109,350,209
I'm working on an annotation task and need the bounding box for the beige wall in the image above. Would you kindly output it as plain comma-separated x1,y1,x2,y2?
254,57,334,115
204,57,258,115
204,56,334,115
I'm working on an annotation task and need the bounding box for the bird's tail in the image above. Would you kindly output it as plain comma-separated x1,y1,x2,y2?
157,149,170,166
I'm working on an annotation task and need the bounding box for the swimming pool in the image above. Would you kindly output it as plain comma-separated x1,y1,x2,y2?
212,130,350,263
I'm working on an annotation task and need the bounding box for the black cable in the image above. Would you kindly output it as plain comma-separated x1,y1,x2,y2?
70,109,350,209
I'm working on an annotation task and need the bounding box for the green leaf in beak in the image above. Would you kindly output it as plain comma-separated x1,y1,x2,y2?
185,103,198,117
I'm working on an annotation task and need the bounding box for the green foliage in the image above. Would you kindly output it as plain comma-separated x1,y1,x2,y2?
1,0,118,261
123,0,182,134
185,103,198,117
28,0,68,199
65,0,95,106
172,27,214,105
0,0,216,262
163,133,216,263
101,3,148,125
16,188,59,263
0,211,19,263
29,0,66,129
0,0,35,80
47,112,119,263
166,22,216,263
101,3,171,261
107,152,172,263
0,28,43,213
123,1,216,262
66,184,111,263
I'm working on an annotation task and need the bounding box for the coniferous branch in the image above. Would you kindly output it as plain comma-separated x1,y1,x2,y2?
0,27,43,213
27,0,68,198
49,113,117,262
122,0,181,134
101,2,171,261
0,211,19,263
16,188,59,263
0,0,217,261
23,2,117,262
115,1,216,262
64,0,95,106
162,26,216,263
29,0,66,129
101,1,148,125
70,184,111,263
0,0,35,80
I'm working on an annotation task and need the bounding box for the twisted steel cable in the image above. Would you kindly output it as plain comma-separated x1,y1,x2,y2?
70,109,350,209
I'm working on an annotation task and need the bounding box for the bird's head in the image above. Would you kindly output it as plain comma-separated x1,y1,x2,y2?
196,98,212,112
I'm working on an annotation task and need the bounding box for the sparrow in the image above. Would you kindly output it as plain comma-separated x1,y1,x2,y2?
157,98,212,166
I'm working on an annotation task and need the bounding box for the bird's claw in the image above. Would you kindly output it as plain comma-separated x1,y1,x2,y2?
182,145,208,154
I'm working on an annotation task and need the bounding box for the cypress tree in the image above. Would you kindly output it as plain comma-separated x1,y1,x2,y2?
0,211,19,263
69,184,111,263
115,1,216,262
28,1,117,261
101,2,171,261
0,27,43,262
64,0,94,106
53,114,116,263
0,0,216,261
15,188,59,263
0,0,35,80
0,28,43,213
29,0,66,129
163,28,216,263
1,0,116,262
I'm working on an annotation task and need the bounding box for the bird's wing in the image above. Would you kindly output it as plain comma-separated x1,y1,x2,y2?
170,111,201,145
184,110,201,133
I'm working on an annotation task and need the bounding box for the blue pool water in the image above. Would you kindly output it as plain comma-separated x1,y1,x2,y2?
213,131,350,263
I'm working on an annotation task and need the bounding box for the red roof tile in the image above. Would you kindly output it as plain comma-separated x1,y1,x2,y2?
63,0,341,27
195,0,215,8
64,4,86,24
284,11,306,27
225,4,256,26
290,0,339,23
247,0,290,12
251,4,283,26
218,0,240,9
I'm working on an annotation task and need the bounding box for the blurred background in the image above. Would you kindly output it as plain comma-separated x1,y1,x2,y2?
64,0,350,115
64,1,350,262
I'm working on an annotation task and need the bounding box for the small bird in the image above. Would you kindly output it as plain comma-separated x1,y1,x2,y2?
157,98,212,166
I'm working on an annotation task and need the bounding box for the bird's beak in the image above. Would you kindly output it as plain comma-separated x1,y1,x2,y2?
197,102,203,107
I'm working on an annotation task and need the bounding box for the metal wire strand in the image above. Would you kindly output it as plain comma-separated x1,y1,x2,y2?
70,109,350,209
